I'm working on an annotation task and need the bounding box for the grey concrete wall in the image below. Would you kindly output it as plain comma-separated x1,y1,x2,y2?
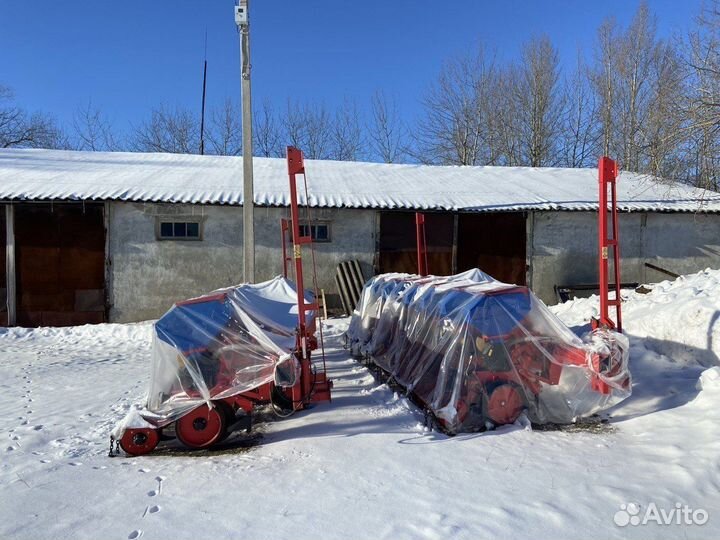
108,201,720,321
529,211,720,303
108,202,375,322
254,206,376,309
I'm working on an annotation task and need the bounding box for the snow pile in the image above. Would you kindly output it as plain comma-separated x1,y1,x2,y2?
551,268,720,366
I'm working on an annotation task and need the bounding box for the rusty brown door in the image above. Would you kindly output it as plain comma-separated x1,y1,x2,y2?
457,212,526,285
14,203,106,327
378,211,453,275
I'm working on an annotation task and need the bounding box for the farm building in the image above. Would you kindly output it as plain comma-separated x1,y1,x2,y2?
1,148,720,326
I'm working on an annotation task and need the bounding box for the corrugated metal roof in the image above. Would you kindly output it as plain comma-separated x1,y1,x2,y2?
1,148,719,212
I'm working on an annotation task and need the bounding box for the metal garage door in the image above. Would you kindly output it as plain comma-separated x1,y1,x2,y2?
378,211,454,275
13,203,106,326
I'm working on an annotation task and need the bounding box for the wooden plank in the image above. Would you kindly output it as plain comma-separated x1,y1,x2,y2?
334,274,350,315
644,262,680,279
339,262,361,309
320,288,328,320
348,260,365,305
336,265,354,315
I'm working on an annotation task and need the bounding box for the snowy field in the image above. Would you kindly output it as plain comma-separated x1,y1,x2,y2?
2,271,720,540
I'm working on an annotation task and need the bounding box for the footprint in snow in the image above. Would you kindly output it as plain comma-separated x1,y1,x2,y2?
147,476,165,497
138,468,151,473
32,425,43,431
68,462,82,467
128,530,143,539
142,505,161,517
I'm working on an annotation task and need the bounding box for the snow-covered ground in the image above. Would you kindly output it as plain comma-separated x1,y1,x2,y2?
2,271,720,540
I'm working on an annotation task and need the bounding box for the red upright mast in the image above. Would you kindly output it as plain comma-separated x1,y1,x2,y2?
286,146,332,404
595,156,622,332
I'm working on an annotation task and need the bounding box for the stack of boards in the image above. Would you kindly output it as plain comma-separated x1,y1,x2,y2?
335,260,365,315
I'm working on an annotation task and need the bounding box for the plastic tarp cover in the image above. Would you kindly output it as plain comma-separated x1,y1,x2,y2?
114,277,313,436
346,271,631,432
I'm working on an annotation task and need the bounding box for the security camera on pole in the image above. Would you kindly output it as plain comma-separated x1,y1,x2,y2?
235,0,255,283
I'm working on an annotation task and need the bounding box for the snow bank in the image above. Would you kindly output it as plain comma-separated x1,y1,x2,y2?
551,268,720,366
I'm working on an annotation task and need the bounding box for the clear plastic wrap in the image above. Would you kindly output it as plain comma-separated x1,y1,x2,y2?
117,277,313,434
346,271,631,432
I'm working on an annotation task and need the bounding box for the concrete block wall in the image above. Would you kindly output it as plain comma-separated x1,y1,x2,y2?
107,202,375,322
529,211,720,303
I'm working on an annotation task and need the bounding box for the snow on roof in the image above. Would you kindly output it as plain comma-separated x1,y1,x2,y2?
1,148,719,212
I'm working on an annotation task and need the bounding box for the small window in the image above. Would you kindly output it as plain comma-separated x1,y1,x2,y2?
158,220,202,240
298,222,331,242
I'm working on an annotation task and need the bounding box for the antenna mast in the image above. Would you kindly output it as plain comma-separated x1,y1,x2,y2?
199,31,208,155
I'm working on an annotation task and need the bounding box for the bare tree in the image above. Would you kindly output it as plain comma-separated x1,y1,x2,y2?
0,85,67,149
615,2,659,172
330,99,364,161
415,46,499,165
131,105,200,154
281,99,332,159
206,99,242,156
686,0,720,188
560,53,600,167
368,90,407,163
640,42,687,179
591,3,670,174
512,35,564,166
490,69,523,166
72,100,119,151
253,100,282,157
592,17,620,158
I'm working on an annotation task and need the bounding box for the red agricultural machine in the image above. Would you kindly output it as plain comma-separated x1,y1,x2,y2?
346,272,631,433
346,157,630,432
111,147,332,456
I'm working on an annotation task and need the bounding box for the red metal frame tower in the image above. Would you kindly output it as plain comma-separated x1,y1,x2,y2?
594,156,623,332
286,146,331,403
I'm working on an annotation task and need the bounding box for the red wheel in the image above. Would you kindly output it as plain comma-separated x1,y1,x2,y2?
120,428,160,456
487,384,524,425
175,404,225,449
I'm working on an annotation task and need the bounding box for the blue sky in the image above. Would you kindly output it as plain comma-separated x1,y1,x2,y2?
0,0,704,136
